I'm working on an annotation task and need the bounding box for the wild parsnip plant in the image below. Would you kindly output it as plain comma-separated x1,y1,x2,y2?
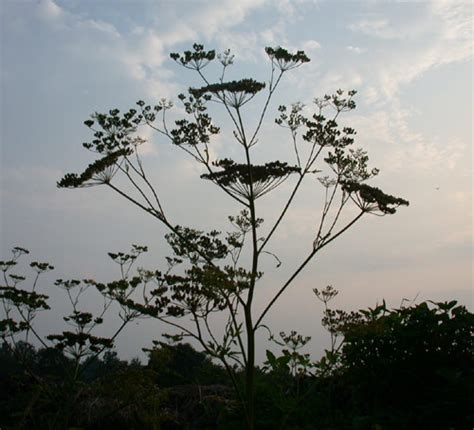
57,44,408,429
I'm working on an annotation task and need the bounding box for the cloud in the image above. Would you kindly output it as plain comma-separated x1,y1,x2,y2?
272,0,321,21
302,39,321,52
309,1,471,182
349,18,396,39
257,26,292,60
273,0,303,18
215,31,260,61
5,0,184,109
158,22,199,47
186,0,267,40
37,0,62,20
346,45,366,54
432,0,473,42
350,103,466,174
347,2,472,100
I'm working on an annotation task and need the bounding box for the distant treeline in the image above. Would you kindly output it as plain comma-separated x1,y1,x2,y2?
1,300,473,429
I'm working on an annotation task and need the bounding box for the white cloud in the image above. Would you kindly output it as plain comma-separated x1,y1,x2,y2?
257,26,292,59
260,29,278,45
274,0,297,17
346,45,366,54
159,22,198,47
302,39,321,52
191,0,267,40
272,0,321,21
316,71,363,94
27,1,182,101
215,31,260,61
432,0,473,42
349,18,396,39
78,18,121,39
37,0,62,20
348,2,472,100
350,104,466,174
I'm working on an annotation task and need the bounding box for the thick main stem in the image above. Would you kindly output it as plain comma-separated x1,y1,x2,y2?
244,305,256,430
238,105,258,429
244,194,257,428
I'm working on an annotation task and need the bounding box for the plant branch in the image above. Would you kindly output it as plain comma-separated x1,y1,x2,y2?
255,210,365,329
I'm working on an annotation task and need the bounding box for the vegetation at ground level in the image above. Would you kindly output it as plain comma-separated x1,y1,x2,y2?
1,283,472,429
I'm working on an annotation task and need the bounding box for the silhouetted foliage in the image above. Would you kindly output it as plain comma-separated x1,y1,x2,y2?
1,293,472,429
332,300,474,429
145,341,229,387
292,293,474,430
54,44,408,428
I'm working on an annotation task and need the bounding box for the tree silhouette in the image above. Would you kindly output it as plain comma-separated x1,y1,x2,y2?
57,44,408,429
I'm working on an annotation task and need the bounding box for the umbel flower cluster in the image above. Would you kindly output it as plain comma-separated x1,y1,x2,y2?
201,159,301,200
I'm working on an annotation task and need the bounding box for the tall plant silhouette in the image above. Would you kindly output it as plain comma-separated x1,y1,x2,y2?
58,44,408,429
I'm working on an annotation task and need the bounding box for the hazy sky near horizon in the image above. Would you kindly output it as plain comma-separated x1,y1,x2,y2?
1,0,472,361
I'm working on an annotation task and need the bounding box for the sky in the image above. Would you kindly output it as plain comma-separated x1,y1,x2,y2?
1,0,472,362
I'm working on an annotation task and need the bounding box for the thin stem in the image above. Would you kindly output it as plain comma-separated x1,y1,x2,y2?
133,151,166,217
24,271,41,344
292,131,301,168
225,295,247,366
15,306,48,349
314,180,341,245
116,162,159,215
106,182,163,220
258,173,304,254
248,67,283,147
